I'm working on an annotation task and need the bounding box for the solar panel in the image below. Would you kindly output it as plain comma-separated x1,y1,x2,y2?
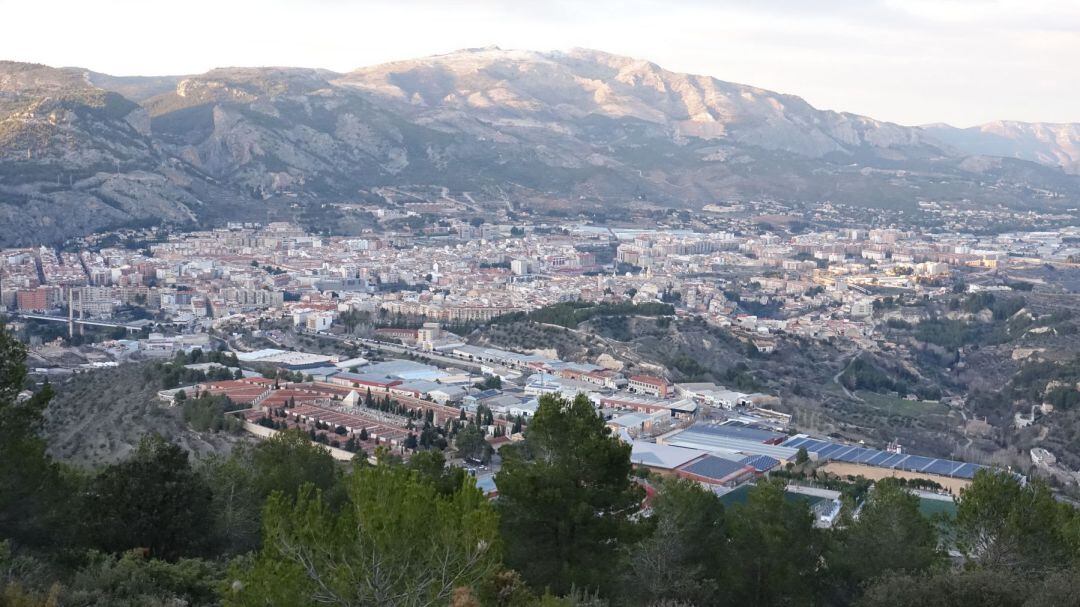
682,455,750,481
832,447,862,462
879,453,906,468
923,459,959,476
817,443,847,459
813,440,838,453
857,449,882,463
953,463,980,479
845,447,870,462
866,451,892,466
739,455,780,472
775,436,993,480
898,455,934,472
855,448,878,462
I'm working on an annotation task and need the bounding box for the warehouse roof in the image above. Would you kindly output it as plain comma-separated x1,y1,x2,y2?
678,455,754,483
664,427,799,460
631,442,706,471
688,422,787,443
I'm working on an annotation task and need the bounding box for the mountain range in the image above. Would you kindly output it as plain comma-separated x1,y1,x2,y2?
1,47,1079,245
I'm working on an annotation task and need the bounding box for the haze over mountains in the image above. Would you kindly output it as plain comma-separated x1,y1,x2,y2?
1,47,1079,245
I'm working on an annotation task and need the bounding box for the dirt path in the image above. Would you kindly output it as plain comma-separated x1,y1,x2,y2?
832,353,863,402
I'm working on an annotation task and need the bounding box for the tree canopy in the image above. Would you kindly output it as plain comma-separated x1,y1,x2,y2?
0,323,60,546
495,393,643,596
226,464,501,606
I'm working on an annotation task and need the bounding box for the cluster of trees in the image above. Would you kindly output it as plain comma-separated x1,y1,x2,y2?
956,292,1027,320
261,368,311,384
455,421,494,464
177,390,245,433
1010,355,1080,413
146,355,241,390
737,298,784,318
2,337,352,602
913,318,1009,350
181,348,240,367
1045,385,1080,411
871,296,900,312
840,356,914,395
667,354,710,381
475,375,503,390
249,261,286,275
336,308,372,333
895,292,1033,351
5,321,1080,606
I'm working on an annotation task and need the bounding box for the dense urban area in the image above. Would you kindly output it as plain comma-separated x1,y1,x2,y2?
4,196,1080,605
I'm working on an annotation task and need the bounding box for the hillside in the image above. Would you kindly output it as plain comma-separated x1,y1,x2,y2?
43,362,249,466
339,47,947,159
923,121,1080,175
1,49,1080,245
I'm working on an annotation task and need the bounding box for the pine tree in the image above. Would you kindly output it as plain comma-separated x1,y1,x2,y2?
495,393,643,595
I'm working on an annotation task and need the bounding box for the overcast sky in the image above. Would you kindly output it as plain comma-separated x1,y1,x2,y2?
2,0,1077,127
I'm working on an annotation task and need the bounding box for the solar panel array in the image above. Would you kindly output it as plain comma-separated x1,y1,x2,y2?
739,454,781,473
681,455,753,482
781,436,988,480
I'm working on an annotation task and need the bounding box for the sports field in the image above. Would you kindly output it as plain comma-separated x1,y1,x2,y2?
819,461,971,494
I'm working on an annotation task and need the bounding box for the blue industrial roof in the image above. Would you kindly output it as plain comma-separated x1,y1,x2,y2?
739,454,780,473
680,455,752,481
780,435,990,480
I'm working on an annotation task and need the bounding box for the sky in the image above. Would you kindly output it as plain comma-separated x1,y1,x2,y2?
1,0,1078,127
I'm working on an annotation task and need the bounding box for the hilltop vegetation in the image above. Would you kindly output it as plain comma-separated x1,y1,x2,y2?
43,358,247,466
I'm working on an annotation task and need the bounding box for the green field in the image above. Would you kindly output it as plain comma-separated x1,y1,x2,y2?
718,484,827,509
856,390,951,418
918,496,957,519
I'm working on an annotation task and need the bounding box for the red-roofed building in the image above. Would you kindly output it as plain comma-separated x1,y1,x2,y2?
628,374,671,398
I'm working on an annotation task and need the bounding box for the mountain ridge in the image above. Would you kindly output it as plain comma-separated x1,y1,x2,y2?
922,120,1080,175
1,48,1079,246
